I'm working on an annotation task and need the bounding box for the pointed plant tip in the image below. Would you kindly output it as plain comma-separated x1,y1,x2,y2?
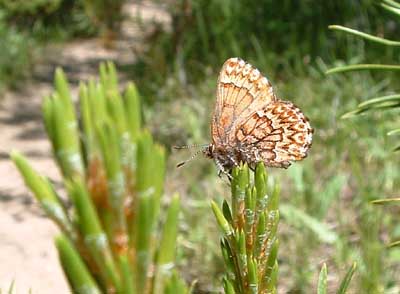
10,149,21,159
370,197,400,205
55,67,65,76
340,112,357,119
328,25,340,30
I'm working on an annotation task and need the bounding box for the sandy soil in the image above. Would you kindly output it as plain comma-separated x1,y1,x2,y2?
0,2,169,293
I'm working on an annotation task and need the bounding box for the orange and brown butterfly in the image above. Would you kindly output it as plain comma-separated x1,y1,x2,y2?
177,57,313,177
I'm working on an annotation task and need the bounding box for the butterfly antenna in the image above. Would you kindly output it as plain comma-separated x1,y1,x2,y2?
173,143,209,150
176,149,204,168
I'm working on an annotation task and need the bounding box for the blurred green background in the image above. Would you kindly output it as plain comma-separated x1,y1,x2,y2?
1,0,400,293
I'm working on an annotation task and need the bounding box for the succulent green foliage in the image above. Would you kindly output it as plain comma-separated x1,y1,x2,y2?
212,163,280,294
11,62,187,294
56,234,102,294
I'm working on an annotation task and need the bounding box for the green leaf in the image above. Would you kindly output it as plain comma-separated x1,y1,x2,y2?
223,277,235,294
11,151,72,233
157,193,180,265
329,25,400,46
67,179,103,238
153,194,181,294
383,0,400,9
55,234,101,294
317,263,327,294
387,128,400,136
119,255,135,294
222,199,233,225
125,82,142,140
247,257,258,294
358,94,400,107
164,271,189,294
336,262,357,294
381,2,400,16
370,197,400,205
211,201,233,236
388,240,400,248
326,64,400,75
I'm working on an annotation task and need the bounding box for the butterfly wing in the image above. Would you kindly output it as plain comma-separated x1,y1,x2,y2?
235,101,313,168
212,58,276,146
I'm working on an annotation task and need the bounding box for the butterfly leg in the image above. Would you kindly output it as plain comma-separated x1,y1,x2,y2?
215,158,233,180
227,154,239,167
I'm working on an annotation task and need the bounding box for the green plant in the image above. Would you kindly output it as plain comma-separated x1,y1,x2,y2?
211,164,357,293
211,163,280,293
12,62,188,294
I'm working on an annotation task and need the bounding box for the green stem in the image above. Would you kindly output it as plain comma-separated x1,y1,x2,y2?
326,64,400,74
329,25,400,46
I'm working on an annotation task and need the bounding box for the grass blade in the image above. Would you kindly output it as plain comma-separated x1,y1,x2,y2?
329,25,400,46
326,64,400,75
336,262,357,294
371,198,400,205
358,94,400,107
317,263,327,294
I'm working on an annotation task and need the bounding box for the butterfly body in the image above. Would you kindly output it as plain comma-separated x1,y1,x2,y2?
206,57,313,174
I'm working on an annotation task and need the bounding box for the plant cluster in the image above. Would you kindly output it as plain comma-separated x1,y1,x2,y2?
12,62,187,294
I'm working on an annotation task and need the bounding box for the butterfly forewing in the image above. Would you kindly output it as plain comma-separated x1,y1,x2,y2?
212,58,276,145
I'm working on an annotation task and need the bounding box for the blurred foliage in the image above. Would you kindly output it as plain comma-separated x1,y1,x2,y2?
0,0,62,15
135,0,397,90
0,12,33,91
82,0,126,47
0,0,95,40
326,3,400,292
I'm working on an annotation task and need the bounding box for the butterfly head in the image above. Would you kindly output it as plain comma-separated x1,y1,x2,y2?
202,144,214,159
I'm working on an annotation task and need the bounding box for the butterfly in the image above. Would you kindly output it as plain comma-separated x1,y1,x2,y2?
177,57,313,177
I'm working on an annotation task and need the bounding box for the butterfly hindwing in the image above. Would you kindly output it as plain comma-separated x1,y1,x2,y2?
235,101,313,168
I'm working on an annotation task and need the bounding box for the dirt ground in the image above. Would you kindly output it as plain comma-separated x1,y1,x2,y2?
0,3,169,293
